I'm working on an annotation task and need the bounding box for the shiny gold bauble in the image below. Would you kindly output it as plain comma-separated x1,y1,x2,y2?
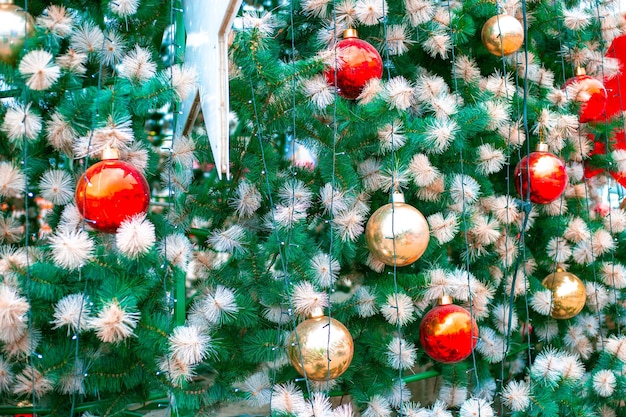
0,0,35,65
365,193,430,267
286,309,354,381
542,268,586,319
481,14,524,57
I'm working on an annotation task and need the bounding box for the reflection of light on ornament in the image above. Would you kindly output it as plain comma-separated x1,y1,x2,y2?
555,276,579,298
436,311,468,335
533,154,559,176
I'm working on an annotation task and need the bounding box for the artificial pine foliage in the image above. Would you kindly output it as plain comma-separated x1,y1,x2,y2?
2,0,626,416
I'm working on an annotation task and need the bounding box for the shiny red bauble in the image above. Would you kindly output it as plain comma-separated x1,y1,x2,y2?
514,144,568,204
564,68,607,123
75,149,150,233
324,29,383,100
419,297,478,364
604,34,626,120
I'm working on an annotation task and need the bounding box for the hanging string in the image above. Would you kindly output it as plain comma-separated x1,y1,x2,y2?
157,1,185,415
378,0,407,412
445,0,481,394
69,11,111,417
17,1,38,414
589,0,622,337
239,5,316,412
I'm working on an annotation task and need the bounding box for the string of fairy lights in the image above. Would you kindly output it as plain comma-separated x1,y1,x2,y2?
19,1,37,414
240,5,319,413
443,0,483,398
589,0,623,339
157,1,184,415
7,0,626,415
379,0,409,411
494,1,536,410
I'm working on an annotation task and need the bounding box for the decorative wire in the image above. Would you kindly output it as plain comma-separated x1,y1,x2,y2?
157,1,184,416
445,0,481,394
239,6,315,412
590,0,622,337
69,15,109,417
323,0,339,393
485,5,535,413
379,1,407,412
552,0,607,352
18,2,37,414
500,1,544,413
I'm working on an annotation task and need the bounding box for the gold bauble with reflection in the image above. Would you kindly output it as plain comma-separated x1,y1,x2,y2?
365,193,430,267
481,14,524,57
0,0,35,65
542,268,586,319
286,308,354,381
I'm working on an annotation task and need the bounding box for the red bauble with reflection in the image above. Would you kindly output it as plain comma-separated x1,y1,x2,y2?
564,67,607,123
75,149,150,233
514,144,568,204
324,29,383,100
419,296,478,364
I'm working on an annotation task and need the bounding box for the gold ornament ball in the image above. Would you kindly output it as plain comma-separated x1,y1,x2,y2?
542,268,586,320
286,309,354,381
0,0,34,65
365,193,430,267
481,14,524,57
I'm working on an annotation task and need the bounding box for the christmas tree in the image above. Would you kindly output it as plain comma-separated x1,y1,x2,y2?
1,0,626,416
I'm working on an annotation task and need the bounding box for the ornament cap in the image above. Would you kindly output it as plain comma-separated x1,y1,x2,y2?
555,267,564,273
343,28,358,39
575,66,587,76
438,294,453,305
101,147,120,160
390,192,406,204
309,307,325,318
535,142,549,152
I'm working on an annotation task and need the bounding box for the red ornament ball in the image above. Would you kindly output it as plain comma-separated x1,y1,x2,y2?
514,145,568,204
419,298,478,364
564,68,607,123
324,29,383,100
75,151,150,233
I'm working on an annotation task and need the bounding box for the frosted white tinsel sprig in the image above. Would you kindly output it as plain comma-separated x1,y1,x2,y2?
1,103,42,143
271,382,309,416
291,281,328,317
0,284,29,344
51,293,91,334
39,169,74,205
19,50,61,91
88,299,140,344
310,253,340,288
12,366,53,399
115,214,156,258
168,324,213,366
235,371,272,407
191,285,239,326
109,0,139,17
159,234,193,269
459,398,494,417
49,227,95,271
36,5,74,37
501,380,531,412
0,163,26,199
381,293,415,327
386,336,417,370
119,45,157,82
